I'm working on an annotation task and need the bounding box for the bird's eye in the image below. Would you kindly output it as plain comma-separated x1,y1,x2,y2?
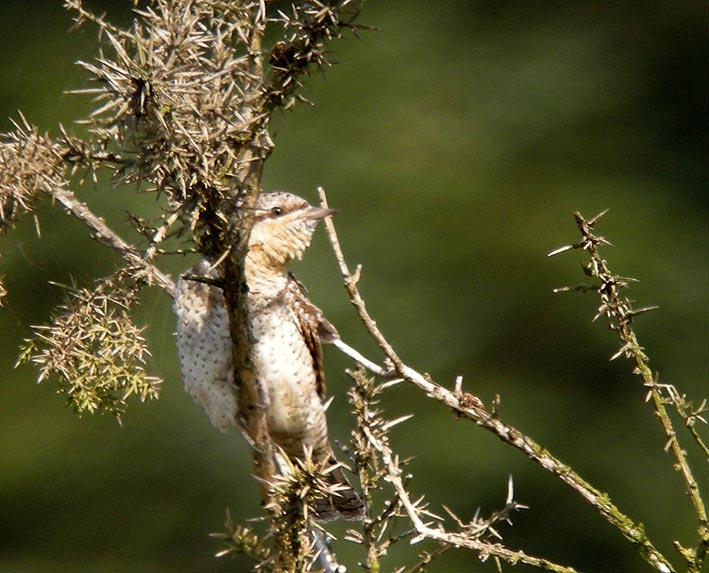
270,206,284,216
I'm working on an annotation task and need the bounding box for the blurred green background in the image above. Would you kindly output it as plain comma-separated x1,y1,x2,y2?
1,1,707,572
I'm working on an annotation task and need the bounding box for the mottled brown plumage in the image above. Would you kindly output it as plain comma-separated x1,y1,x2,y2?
174,192,363,521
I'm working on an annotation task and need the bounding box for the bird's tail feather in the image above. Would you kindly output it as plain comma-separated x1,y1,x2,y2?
312,457,365,522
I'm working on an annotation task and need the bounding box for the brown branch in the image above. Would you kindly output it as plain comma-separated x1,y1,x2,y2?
220,2,276,503
318,187,676,573
52,187,176,297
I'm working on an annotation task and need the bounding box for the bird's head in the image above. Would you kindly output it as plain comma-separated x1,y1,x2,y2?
247,192,335,268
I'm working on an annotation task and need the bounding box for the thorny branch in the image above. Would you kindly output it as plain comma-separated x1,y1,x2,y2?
550,211,708,573
319,188,682,573
3,1,706,572
3,1,366,572
366,410,579,573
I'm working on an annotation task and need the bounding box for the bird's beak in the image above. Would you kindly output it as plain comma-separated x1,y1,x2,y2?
301,206,338,220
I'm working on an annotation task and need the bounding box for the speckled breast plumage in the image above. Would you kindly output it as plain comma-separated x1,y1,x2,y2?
174,261,237,433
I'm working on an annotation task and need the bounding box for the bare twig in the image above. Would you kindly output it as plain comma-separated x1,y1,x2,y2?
52,188,176,297
360,384,581,573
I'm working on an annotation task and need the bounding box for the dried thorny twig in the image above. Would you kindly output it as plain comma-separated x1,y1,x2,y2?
343,368,553,572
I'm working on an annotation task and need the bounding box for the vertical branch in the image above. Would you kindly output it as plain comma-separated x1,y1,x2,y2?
562,211,708,572
221,2,275,496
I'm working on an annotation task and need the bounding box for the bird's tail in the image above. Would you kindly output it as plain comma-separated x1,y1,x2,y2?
272,445,365,522
312,456,365,522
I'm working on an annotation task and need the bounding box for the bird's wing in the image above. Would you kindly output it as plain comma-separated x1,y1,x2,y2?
285,274,336,400
287,272,340,343
174,260,237,432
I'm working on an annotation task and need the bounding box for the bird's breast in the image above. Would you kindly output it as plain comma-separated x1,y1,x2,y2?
250,304,326,446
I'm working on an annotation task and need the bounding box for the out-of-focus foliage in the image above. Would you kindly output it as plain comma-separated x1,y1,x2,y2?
0,1,706,572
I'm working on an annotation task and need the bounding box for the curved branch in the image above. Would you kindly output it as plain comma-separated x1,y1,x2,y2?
318,187,676,573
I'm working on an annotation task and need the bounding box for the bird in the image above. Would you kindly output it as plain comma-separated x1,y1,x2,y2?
173,191,364,521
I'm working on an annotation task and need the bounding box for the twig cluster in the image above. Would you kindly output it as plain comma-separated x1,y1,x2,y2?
345,369,541,573
17,271,161,418
1,0,364,417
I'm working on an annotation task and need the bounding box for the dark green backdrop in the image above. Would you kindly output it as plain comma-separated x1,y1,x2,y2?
1,1,707,572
